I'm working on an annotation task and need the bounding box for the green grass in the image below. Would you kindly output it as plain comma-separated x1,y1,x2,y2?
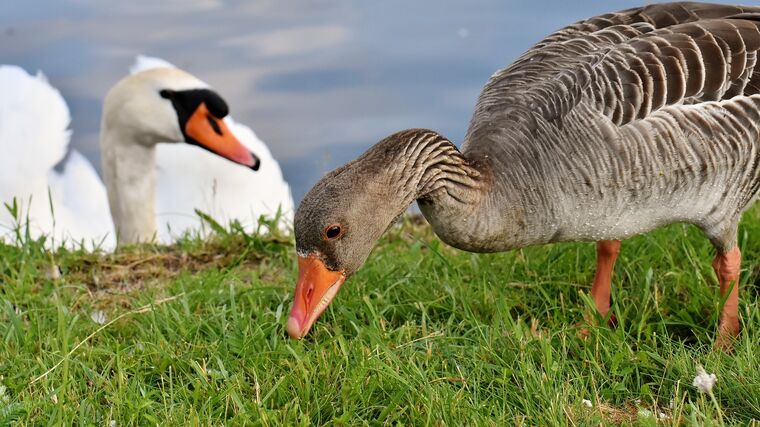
0,210,758,426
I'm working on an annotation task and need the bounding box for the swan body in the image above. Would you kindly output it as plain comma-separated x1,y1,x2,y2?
288,2,760,346
0,65,113,247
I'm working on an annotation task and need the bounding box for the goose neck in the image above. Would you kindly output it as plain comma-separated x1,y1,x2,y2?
374,129,498,251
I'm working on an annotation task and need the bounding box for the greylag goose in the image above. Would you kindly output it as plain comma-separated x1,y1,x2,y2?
287,2,760,348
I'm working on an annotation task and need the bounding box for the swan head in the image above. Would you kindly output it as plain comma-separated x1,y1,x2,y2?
101,67,260,170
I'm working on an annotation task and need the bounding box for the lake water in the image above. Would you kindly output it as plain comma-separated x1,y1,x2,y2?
0,0,737,202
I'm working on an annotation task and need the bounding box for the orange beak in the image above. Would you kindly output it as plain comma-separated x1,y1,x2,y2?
286,255,346,339
185,102,260,170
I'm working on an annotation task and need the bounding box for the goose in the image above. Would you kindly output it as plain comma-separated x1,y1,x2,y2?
0,58,293,248
287,2,760,348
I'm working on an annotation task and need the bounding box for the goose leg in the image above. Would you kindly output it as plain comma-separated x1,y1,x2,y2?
591,239,621,324
712,246,741,349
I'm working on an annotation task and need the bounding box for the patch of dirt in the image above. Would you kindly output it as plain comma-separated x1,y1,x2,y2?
568,401,672,426
57,238,287,296
595,402,640,425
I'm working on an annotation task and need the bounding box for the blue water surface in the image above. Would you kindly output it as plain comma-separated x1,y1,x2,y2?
0,0,738,201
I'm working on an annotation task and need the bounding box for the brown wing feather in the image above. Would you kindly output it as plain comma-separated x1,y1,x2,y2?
468,2,760,141
596,18,760,125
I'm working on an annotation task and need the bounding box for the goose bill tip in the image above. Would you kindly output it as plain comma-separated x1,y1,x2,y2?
286,255,345,340
286,316,304,339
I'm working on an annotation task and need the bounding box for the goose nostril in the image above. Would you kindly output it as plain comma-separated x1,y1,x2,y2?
305,285,314,303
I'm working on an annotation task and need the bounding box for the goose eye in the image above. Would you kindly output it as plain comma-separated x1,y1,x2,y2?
323,225,343,240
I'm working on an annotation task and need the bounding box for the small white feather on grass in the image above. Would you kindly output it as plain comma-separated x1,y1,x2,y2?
90,310,107,325
693,365,717,394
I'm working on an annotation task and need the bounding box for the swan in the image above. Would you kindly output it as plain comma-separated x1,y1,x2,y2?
0,65,113,247
286,2,760,349
0,58,292,248
131,56,294,241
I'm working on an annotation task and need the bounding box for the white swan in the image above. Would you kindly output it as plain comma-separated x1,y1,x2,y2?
0,59,293,249
0,65,113,248
132,56,294,241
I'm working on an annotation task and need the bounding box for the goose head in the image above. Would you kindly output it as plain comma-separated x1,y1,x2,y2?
286,131,423,339
101,67,260,169
286,128,483,339
286,169,381,339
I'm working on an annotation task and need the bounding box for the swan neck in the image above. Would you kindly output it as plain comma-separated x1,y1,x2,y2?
100,127,157,244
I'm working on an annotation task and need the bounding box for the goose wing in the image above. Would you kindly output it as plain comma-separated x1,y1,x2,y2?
531,2,756,49
466,2,760,144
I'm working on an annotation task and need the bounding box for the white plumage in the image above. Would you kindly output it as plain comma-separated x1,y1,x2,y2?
0,65,113,248
132,56,294,240
0,58,293,249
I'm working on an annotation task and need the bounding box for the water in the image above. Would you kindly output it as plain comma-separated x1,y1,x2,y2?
0,0,738,202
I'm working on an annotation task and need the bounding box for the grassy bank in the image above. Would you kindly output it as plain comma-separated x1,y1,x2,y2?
0,212,758,425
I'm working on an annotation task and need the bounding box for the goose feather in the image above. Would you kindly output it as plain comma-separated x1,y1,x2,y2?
288,2,760,342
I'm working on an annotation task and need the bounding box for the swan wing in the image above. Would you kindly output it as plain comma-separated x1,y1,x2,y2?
47,150,115,249
0,65,114,248
129,54,176,74
0,65,68,243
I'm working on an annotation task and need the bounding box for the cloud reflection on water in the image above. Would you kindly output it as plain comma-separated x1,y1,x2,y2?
1,0,738,201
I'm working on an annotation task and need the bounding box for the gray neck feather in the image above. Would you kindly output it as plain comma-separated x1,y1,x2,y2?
370,129,519,252
373,125,566,253
385,129,483,206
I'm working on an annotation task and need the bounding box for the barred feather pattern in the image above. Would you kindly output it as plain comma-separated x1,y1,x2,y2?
445,2,760,253
297,3,760,259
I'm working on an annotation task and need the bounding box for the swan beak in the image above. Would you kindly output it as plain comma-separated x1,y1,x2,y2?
286,255,346,339
185,102,260,170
